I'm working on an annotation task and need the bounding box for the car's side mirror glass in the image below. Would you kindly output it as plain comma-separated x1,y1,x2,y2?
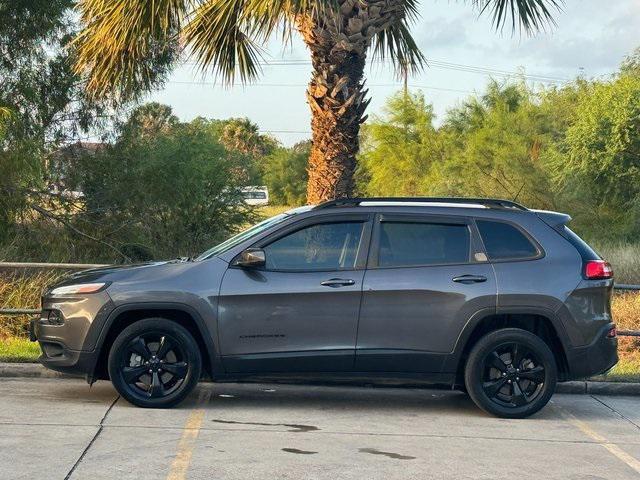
233,248,266,268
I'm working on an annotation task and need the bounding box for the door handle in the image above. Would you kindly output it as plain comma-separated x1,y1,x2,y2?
452,275,487,284
321,278,356,287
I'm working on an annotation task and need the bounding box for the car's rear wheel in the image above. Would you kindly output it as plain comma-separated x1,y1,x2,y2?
464,328,557,419
108,318,201,408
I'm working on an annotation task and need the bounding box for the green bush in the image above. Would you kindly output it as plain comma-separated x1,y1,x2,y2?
62,108,257,261
262,141,310,206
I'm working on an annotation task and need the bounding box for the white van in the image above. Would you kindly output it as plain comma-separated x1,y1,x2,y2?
241,186,269,206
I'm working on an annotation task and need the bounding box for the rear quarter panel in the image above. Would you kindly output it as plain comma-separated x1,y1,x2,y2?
478,211,585,347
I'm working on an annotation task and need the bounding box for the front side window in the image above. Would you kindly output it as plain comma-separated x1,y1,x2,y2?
195,213,291,260
264,222,365,271
476,220,539,260
378,222,470,267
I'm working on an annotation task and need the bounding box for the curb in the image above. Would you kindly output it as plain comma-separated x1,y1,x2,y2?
0,363,639,395
556,380,640,396
0,363,82,379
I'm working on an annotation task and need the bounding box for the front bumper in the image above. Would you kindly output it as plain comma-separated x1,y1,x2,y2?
565,323,618,380
30,314,101,378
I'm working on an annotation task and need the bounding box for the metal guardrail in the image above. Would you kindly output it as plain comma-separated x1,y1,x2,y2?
619,330,640,337
0,262,108,270
1,262,106,317
1,309,40,315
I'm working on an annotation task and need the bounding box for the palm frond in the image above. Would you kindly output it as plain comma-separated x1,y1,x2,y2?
0,107,12,120
469,0,563,33
371,18,426,77
239,0,327,45
182,0,269,84
183,0,341,84
73,0,189,100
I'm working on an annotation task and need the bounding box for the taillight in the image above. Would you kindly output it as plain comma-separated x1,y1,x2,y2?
584,260,613,279
607,326,617,338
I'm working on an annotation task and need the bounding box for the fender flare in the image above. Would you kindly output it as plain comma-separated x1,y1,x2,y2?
90,302,222,380
443,306,572,375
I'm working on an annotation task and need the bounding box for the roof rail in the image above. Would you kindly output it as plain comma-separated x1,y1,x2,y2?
314,197,528,211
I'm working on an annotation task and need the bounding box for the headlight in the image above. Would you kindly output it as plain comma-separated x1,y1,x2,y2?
50,282,109,295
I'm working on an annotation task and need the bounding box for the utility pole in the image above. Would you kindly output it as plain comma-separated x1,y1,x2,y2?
402,60,408,97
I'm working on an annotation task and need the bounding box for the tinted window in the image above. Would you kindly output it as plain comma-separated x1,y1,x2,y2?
243,191,267,199
561,226,600,261
476,220,538,260
264,222,365,270
378,222,470,267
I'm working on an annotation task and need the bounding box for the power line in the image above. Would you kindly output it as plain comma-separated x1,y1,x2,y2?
167,80,474,94
181,57,570,84
260,130,309,134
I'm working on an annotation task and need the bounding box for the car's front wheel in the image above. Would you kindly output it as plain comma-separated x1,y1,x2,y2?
464,328,557,419
108,318,201,408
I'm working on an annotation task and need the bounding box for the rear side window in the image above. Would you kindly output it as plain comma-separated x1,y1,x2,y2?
476,220,538,260
561,226,600,261
378,222,470,267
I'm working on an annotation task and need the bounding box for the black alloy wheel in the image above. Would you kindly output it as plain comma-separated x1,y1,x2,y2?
108,318,201,408
481,342,546,407
465,328,557,419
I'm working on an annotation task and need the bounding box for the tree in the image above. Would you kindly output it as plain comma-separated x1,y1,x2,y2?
263,141,311,205
73,0,561,203
437,81,556,208
0,0,101,242
219,118,277,185
620,47,640,76
220,118,275,157
120,102,179,140
549,75,640,239
357,91,443,196
66,105,256,260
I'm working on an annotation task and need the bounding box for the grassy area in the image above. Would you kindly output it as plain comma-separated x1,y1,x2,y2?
591,352,640,383
595,243,640,284
0,337,41,363
0,271,64,339
258,204,299,218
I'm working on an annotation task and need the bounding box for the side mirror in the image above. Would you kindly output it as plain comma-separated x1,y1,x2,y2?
233,248,266,268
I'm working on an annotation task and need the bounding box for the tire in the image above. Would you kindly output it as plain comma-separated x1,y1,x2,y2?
108,318,202,408
455,384,468,395
464,328,557,419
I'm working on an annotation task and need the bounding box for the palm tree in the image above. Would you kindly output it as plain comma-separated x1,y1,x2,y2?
74,0,561,203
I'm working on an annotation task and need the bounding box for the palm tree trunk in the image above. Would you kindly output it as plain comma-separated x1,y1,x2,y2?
298,13,371,204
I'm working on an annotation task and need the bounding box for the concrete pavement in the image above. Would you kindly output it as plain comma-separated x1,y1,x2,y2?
0,378,639,479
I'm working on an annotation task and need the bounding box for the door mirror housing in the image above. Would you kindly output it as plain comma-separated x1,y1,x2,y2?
233,248,266,268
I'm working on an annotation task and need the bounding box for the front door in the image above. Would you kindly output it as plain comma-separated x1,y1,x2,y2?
218,214,372,373
355,214,497,372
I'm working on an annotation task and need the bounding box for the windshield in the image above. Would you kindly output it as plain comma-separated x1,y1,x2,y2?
196,212,293,260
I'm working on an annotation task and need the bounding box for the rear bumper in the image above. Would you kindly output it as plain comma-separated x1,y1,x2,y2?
565,323,618,380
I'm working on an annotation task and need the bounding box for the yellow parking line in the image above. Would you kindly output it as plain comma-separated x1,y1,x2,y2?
167,390,209,480
557,406,640,475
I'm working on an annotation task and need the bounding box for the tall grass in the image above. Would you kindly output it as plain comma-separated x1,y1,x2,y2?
613,292,640,363
594,243,640,284
0,271,65,339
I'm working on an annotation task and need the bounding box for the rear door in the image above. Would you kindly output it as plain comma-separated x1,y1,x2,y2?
355,213,497,372
218,213,373,373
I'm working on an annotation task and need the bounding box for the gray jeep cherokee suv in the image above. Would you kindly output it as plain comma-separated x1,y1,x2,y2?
31,197,618,418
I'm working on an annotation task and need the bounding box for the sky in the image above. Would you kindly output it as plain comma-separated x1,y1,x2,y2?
148,0,640,146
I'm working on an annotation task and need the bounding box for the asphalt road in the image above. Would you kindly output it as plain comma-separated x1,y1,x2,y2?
1,378,639,480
